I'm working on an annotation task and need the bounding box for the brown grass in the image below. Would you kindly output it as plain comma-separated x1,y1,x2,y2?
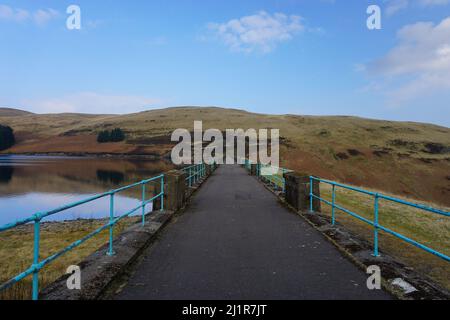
0,217,138,300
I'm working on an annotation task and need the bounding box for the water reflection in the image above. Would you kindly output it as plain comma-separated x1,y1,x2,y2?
0,166,14,184
0,155,174,225
96,170,125,184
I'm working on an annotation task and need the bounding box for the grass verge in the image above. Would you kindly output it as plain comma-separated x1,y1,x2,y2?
0,217,138,300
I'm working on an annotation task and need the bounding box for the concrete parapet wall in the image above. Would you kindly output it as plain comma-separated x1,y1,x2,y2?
165,170,186,212
283,172,321,212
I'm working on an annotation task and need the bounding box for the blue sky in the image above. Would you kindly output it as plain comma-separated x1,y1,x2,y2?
0,0,449,126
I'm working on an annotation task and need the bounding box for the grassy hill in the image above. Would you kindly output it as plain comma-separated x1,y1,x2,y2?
0,108,34,117
1,106,449,206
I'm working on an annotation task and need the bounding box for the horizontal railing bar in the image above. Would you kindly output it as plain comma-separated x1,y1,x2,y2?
0,265,35,292
313,194,374,226
38,222,112,272
1,197,158,291
377,225,450,261
312,194,332,206
143,192,164,205
0,215,40,232
311,177,376,196
38,193,111,221
0,174,165,232
333,203,374,226
311,176,449,216
378,194,449,216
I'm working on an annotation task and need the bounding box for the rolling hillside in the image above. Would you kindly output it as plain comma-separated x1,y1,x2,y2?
1,106,449,206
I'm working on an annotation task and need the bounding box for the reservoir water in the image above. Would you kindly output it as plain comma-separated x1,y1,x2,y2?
0,155,174,225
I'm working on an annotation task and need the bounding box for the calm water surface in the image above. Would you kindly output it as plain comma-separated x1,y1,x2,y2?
0,155,174,225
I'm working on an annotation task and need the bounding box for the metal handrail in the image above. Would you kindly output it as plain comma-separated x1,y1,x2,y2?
181,162,217,188
310,176,450,261
0,173,165,300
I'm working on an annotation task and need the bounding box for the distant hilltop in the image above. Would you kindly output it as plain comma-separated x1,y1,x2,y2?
0,107,34,117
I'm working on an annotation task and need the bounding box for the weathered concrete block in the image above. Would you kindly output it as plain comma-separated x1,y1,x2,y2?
250,164,257,176
164,170,186,211
206,164,212,176
311,176,321,212
283,172,321,212
283,172,309,211
152,185,162,211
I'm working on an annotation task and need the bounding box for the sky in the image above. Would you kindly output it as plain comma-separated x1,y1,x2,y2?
0,0,449,126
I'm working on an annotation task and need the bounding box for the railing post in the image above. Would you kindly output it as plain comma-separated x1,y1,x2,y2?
189,167,192,187
331,184,336,225
161,175,164,211
373,193,380,257
32,218,40,300
309,176,314,213
107,193,115,256
141,183,146,226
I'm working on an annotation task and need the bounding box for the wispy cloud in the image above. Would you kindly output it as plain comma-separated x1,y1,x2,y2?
364,16,450,105
207,11,304,53
22,92,163,114
0,4,59,26
385,0,450,15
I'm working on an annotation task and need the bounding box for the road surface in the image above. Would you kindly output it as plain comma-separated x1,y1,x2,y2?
116,165,391,300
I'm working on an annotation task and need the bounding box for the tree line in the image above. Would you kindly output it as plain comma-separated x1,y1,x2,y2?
97,128,126,143
0,125,15,151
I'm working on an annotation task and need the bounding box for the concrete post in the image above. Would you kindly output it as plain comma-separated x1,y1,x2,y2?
283,172,321,213
250,164,257,176
206,164,212,176
152,185,161,211
311,176,321,213
164,170,186,211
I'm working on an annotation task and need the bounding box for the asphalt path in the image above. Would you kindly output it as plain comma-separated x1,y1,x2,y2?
116,165,391,300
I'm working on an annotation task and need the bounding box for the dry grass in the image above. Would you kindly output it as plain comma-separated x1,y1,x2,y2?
0,217,138,300
318,183,450,289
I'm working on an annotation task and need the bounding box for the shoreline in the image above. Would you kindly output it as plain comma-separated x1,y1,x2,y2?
0,152,167,160
8,217,137,232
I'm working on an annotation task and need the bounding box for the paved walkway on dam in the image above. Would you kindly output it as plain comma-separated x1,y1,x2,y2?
116,165,391,300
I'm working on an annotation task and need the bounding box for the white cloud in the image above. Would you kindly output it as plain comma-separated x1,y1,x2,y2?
22,92,163,114
33,8,59,26
419,0,450,5
0,4,59,26
0,4,29,22
365,16,450,104
385,0,450,15
208,11,304,53
386,0,409,15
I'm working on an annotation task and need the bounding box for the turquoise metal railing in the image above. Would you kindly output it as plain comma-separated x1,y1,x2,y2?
244,161,450,262
245,160,291,192
257,163,291,193
181,163,214,187
309,176,450,261
0,173,165,300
